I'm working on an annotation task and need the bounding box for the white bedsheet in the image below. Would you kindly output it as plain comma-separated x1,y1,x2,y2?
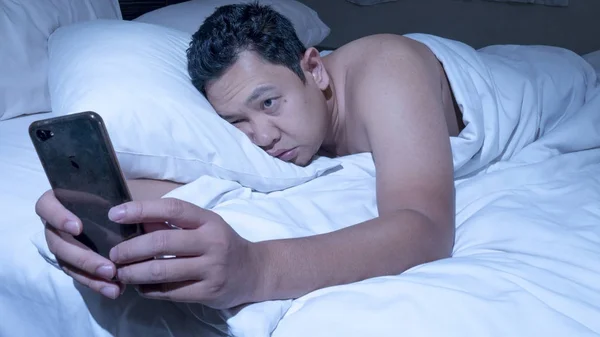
164,35,600,335
3,36,600,337
270,90,600,337
162,93,600,337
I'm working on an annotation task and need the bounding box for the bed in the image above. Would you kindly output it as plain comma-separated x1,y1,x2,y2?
2,1,600,337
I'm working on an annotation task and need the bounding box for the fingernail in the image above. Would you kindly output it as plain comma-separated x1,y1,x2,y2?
100,286,119,299
64,221,80,234
108,206,125,222
96,265,115,280
109,247,118,262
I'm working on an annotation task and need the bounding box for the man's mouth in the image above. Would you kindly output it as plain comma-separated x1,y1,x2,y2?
275,148,297,162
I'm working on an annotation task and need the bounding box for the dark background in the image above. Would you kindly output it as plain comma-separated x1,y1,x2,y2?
118,0,599,55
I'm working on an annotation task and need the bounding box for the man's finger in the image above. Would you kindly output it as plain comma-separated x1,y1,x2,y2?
108,198,217,229
46,226,117,281
137,280,201,303
143,222,173,234
36,190,82,236
109,229,207,264
116,257,200,285
61,264,122,299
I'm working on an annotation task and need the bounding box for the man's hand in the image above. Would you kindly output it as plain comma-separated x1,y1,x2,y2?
108,198,262,309
36,179,182,300
36,190,123,299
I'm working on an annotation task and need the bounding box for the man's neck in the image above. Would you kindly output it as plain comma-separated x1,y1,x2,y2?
320,76,346,157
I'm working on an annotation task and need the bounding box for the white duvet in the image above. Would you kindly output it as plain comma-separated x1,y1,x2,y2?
172,34,600,336
7,34,600,337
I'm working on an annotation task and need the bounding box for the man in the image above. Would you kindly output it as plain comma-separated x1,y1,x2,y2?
36,3,459,309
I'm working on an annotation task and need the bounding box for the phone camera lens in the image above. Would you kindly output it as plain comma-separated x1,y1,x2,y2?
36,129,54,142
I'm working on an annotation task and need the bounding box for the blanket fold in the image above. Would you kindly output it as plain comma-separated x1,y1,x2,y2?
404,33,596,179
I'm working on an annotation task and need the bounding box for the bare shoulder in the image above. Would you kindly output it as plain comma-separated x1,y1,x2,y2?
332,34,445,123
329,34,444,111
343,34,429,53
331,34,440,77
328,35,455,227
329,34,461,140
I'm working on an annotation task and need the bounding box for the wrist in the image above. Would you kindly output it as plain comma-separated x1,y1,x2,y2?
245,240,278,304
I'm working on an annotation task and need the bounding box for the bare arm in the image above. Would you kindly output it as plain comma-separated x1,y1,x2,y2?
250,37,455,302
126,179,183,201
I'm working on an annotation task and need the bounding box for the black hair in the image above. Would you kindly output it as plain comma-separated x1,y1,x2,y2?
186,2,307,95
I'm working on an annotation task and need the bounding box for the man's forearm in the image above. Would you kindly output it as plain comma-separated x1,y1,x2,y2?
250,209,454,302
126,179,183,200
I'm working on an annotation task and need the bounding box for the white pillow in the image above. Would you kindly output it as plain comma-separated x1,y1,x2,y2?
0,0,122,121
134,0,330,48
47,20,340,193
583,50,600,81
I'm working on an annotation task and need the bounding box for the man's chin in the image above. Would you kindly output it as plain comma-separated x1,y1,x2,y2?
288,147,322,167
294,153,315,167
295,160,309,167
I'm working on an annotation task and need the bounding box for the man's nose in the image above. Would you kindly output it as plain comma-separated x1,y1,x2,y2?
251,121,279,149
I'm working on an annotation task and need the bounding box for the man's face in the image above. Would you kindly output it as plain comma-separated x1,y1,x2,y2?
205,50,330,167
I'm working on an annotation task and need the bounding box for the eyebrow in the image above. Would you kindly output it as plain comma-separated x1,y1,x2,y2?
245,85,276,105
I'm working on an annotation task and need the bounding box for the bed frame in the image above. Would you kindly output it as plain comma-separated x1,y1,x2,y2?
119,0,188,20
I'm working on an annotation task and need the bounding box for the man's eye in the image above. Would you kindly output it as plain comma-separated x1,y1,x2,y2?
263,98,274,109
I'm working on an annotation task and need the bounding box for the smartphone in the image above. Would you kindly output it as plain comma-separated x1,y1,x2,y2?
29,111,143,260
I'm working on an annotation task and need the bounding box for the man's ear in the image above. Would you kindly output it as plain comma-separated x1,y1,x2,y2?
301,47,329,91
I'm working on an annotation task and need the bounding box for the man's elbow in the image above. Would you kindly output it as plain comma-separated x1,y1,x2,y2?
425,213,455,261
395,208,455,262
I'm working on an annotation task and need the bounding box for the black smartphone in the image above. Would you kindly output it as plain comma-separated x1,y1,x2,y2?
29,111,143,259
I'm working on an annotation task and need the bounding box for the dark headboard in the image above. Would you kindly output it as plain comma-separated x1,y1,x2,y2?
119,0,188,20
